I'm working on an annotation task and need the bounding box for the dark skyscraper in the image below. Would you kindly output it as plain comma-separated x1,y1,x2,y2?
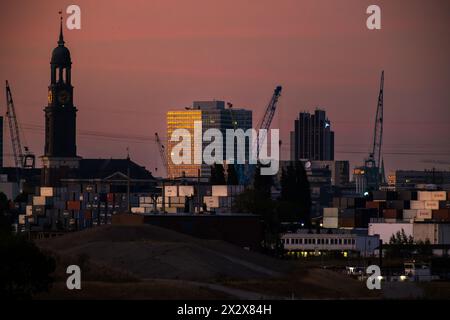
42,17,80,186
290,109,334,161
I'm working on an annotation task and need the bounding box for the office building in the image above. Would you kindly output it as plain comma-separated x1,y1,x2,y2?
290,109,334,161
0,116,3,167
167,101,252,179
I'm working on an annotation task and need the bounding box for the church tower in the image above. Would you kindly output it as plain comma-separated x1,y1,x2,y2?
42,16,80,186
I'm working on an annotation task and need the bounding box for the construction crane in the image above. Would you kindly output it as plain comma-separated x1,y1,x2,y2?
255,86,282,157
243,85,282,185
5,80,35,169
355,71,385,193
366,71,384,170
154,132,168,176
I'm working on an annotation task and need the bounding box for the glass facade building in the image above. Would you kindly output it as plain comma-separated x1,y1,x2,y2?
290,109,334,161
167,101,252,179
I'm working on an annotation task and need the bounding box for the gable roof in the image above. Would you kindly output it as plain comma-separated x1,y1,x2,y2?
77,158,154,180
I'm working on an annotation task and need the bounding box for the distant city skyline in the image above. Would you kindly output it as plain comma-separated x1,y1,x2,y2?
1,0,449,176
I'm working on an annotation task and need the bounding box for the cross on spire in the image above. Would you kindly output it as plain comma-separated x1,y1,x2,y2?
58,10,65,46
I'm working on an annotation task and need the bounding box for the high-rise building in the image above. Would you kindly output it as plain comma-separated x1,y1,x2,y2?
167,101,252,179
290,109,334,161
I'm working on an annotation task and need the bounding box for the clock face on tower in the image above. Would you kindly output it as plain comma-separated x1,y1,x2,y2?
48,90,53,104
58,90,71,105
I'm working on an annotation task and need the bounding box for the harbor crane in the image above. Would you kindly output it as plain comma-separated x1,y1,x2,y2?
244,85,282,185
366,71,384,172
154,132,168,176
5,80,36,169
355,71,385,193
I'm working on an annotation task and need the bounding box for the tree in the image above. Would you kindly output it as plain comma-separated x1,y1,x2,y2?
0,192,55,299
210,163,226,185
387,229,414,259
278,161,312,225
294,161,312,224
416,239,432,257
236,164,281,254
0,192,13,233
226,163,239,185
389,229,413,245
253,164,272,198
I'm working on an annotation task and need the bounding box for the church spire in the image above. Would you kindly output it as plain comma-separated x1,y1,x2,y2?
58,11,65,46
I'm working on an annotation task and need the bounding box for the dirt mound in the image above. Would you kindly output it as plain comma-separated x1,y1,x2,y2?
37,225,287,281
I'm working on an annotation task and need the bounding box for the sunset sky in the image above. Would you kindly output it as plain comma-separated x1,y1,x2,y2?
1,0,449,176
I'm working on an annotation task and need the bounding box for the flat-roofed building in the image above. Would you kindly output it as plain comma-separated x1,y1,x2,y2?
167,101,252,179
281,229,379,257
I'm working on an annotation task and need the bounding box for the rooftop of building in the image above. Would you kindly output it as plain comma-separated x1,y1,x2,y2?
168,100,251,112
283,228,370,235
75,158,154,180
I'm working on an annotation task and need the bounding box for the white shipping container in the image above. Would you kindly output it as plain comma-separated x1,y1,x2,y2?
424,200,439,210
418,191,432,201
204,196,219,208
212,185,228,197
131,207,145,214
139,196,152,204
416,209,432,221
168,196,186,205
179,186,194,197
166,207,177,214
40,187,54,197
165,186,178,197
410,200,425,210
323,217,338,228
323,207,339,217
157,197,167,204
431,191,447,201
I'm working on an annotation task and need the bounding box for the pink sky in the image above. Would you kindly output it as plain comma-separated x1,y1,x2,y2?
1,0,449,175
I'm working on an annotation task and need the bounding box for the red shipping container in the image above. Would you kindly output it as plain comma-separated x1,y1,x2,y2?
107,193,115,203
84,210,92,220
67,200,81,211
366,201,386,209
432,209,450,221
383,209,401,219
